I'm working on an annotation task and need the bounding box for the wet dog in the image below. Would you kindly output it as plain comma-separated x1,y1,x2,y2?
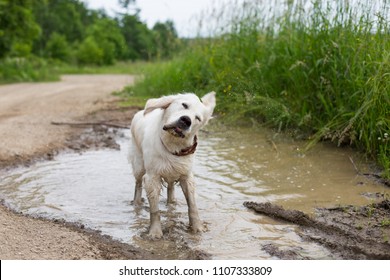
129,92,216,238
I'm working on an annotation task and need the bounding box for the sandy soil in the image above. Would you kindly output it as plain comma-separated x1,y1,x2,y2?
0,74,156,260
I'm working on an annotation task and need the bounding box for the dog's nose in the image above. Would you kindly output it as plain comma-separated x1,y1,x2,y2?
178,116,192,129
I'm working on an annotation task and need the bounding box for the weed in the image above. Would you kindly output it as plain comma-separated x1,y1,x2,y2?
381,219,390,227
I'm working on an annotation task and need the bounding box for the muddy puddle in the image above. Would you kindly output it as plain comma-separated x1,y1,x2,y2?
0,124,388,259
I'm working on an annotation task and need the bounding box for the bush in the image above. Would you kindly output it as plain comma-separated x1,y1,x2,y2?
45,32,71,62
0,56,59,83
76,36,104,65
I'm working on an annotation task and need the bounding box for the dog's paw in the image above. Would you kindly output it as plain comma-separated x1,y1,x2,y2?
167,198,177,205
148,227,163,239
131,197,145,206
191,222,207,233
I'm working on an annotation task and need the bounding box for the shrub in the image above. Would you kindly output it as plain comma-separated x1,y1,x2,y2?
76,36,104,65
0,56,59,83
45,32,71,62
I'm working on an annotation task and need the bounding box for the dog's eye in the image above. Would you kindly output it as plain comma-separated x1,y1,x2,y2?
182,103,188,109
196,116,202,122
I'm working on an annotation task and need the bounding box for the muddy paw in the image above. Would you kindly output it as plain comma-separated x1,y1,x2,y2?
167,198,177,204
131,198,145,206
191,223,207,233
148,227,163,239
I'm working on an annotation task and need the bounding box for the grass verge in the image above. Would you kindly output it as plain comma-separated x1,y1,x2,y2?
0,56,60,84
121,0,390,177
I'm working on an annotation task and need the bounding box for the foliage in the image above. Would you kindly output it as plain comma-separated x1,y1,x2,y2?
119,14,156,60
32,0,90,56
153,21,180,59
0,0,41,58
76,36,104,65
57,60,152,75
0,0,180,67
85,17,128,64
45,32,71,61
0,56,59,83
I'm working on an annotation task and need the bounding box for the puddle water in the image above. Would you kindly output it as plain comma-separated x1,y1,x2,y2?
0,125,388,259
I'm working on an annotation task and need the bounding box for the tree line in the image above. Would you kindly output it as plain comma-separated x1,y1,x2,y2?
0,0,181,65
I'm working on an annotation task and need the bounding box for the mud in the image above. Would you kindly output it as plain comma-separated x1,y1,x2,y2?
0,198,153,260
244,200,390,259
1,198,208,260
62,106,136,152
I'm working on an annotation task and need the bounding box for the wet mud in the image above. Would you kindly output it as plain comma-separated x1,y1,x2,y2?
0,198,207,260
244,200,390,259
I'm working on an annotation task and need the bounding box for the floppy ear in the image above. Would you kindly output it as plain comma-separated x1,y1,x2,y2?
144,95,177,115
201,91,216,118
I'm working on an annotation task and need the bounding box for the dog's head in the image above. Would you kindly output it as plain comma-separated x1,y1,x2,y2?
144,92,216,139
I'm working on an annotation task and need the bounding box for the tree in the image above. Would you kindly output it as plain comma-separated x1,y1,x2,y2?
32,0,93,56
85,18,127,64
0,0,40,58
0,0,181,64
153,21,180,59
45,32,71,61
120,14,156,60
76,36,103,65
118,0,136,9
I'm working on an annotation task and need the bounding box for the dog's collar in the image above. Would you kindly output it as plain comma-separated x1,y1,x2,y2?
161,135,198,157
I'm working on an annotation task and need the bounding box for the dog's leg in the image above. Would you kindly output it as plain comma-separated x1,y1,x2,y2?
132,167,145,205
130,141,145,205
133,178,143,205
180,173,205,233
144,174,163,238
167,181,176,204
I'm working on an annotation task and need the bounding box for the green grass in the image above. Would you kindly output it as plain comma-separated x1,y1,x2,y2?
122,0,390,177
56,61,153,75
0,59,152,84
0,56,60,84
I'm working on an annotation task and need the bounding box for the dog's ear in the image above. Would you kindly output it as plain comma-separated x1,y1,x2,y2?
144,95,177,115
201,91,216,119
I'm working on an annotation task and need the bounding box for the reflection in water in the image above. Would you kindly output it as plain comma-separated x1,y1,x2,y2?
0,124,387,259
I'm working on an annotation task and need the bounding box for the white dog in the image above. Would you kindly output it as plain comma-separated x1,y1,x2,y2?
129,92,216,238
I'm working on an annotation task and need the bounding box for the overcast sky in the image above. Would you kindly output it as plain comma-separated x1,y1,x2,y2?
81,0,230,37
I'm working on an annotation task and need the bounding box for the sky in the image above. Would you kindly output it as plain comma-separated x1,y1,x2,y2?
81,0,228,37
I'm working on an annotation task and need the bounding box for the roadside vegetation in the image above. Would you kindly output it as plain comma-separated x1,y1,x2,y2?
1,0,389,177
124,0,390,177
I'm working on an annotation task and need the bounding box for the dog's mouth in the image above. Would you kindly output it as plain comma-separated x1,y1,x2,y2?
163,124,185,138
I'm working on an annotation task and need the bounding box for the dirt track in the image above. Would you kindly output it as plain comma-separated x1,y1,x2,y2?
0,75,133,167
0,75,153,259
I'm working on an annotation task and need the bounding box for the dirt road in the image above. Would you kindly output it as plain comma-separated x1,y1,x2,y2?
0,75,133,167
0,74,153,259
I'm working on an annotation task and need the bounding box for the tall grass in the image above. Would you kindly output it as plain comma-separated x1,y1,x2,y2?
126,0,390,176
